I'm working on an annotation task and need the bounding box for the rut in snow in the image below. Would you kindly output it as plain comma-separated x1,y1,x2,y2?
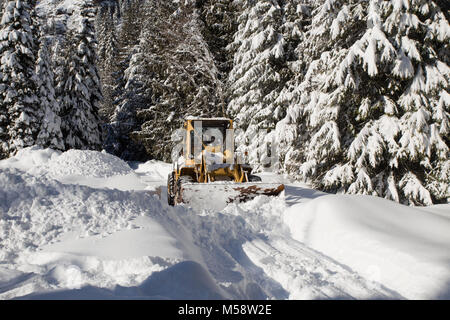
159,193,401,299
1,148,448,299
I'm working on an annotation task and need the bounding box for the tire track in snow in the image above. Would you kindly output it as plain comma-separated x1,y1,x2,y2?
159,193,400,299
243,235,401,299
155,201,289,299
218,194,403,299
139,168,403,299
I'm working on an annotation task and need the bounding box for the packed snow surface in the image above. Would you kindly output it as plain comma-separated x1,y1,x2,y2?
0,147,449,299
285,195,450,299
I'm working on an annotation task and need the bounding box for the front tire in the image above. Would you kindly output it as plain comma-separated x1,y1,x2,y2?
248,174,262,182
175,175,194,204
167,173,175,206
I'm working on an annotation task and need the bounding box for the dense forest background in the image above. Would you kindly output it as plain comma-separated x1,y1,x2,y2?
0,0,448,205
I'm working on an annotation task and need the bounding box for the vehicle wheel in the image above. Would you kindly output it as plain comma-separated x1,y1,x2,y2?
175,176,194,204
167,173,175,206
248,174,262,182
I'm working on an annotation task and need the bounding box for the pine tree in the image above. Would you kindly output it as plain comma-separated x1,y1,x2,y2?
273,0,314,174
227,0,289,170
389,0,449,204
96,1,119,121
117,0,144,50
128,1,223,161
103,0,147,161
0,1,7,158
0,0,39,157
35,32,64,150
104,41,148,160
0,2,7,159
57,5,102,150
275,0,449,205
198,0,237,81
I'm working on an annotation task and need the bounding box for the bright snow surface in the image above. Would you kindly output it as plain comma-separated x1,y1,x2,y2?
0,147,449,299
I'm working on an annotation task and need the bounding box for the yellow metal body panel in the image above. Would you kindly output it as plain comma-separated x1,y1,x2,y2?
174,119,248,183
167,118,285,206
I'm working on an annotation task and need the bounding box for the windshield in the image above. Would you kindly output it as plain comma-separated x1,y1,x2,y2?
202,127,225,147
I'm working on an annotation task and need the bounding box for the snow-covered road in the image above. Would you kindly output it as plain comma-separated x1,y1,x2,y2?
0,147,448,299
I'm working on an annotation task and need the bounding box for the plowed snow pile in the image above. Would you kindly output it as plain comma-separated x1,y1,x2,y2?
284,195,450,299
0,147,146,191
0,146,61,174
46,150,133,178
0,147,449,300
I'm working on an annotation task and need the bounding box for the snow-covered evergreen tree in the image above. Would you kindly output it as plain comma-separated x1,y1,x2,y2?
227,0,289,169
129,1,223,161
0,0,7,158
96,1,119,121
35,33,64,150
389,0,450,204
0,0,5,18
103,0,147,161
0,0,39,157
57,5,102,150
282,0,312,59
198,0,237,81
273,0,314,173
104,38,148,161
275,0,449,205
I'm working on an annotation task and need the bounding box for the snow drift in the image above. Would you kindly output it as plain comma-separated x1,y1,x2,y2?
284,195,450,299
0,147,449,300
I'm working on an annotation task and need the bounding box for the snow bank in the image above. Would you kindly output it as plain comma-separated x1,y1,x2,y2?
421,204,450,218
0,146,61,174
0,167,184,299
43,150,149,191
46,150,133,178
137,261,226,299
0,146,134,179
0,149,223,299
16,261,226,300
40,216,183,260
0,147,147,191
0,169,155,261
284,195,450,299
133,160,172,183
134,160,172,177
2,148,448,300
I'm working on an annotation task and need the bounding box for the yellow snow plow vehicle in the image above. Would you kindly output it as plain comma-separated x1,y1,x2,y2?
167,117,285,206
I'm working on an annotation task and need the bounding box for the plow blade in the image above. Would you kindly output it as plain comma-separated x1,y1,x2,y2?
177,182,285,208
